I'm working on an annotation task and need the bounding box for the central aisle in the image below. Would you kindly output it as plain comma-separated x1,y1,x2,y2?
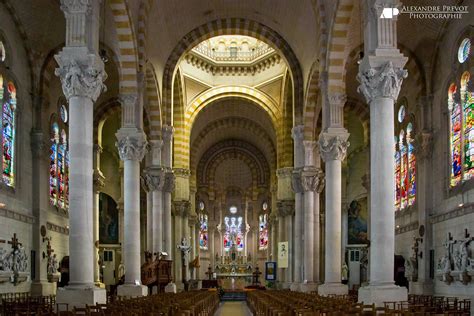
214,302,253,316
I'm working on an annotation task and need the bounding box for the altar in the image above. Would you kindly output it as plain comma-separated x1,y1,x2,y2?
215,245,253,289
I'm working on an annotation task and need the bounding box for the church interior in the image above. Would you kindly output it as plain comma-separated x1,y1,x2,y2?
0,0,473,315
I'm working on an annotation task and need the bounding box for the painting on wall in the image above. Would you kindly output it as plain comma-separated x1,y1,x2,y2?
348,198,368,245
99,193,119,244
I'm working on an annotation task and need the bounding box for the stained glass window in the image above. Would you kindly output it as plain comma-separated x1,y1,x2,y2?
49,104,69,209
258,214,268,250
395,106,416,211
458,38,471,63
1,82,16,187
449,39,473,187
199,213,208,250
223,216,244,251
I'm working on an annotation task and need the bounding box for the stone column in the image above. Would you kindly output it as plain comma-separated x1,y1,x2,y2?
357,0,408,305
162,126,174,260
55,0,107,307
300,141,325,292
318,131,350,296
116,122,148,297
290,125,304,291
277,211,285,285
93,163,105,287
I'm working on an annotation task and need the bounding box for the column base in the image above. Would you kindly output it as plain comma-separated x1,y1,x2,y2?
290,282,301,291
300,282,318,293
31,281,57,296
318,283,348,296
117,284,148,298
409,281,433,295
358,284,407,307
56,286,106,310
165,282,177,293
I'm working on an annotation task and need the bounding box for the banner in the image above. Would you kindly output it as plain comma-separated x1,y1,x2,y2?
277,241,288,268
265,262,277,281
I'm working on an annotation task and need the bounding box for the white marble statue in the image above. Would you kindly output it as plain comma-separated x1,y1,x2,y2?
177,237,191,267
48,254,59,275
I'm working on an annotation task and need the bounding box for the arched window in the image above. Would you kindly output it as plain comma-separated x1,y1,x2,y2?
258,214,268,250
223,216,244,251
449,37,473,187
49,102,69,209
0,41,17,188
395,104,416,211
197,201,208,250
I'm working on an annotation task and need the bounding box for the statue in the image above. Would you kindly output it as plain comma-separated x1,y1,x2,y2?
47,254,59,275
177,237,191,267
341,262,349,282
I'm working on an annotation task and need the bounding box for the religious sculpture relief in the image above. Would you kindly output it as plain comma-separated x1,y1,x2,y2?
357,61,408,103
436,230,474,285
55,57,107,102
0,234,29,285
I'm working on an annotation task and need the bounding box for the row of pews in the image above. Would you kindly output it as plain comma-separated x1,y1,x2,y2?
247,290,472,315
1,291,219,316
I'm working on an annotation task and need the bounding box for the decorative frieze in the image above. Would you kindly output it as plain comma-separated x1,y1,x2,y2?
430,203,474,224
0,208,34,224
395,221,419,235
47,222,70,235
357,61,407,103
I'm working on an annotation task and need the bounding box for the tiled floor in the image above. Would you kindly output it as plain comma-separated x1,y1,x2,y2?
214,302,253,316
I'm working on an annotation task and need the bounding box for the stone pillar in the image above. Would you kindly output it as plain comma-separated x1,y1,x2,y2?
300,141,325,292
55,0,107,307
162,126,174,260
116,123,148,297
290,125,304,291
277,212,285,285
318,131,350,296
30,129,57,296
357,0,408,306
93,163,105,287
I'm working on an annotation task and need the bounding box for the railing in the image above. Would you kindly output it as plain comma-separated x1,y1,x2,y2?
193,44,273,62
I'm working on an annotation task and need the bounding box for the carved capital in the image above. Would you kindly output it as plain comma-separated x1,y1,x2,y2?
414,131,433,160
357,61,407,103
163,171,175,193
291,125,305,142
116,130,148,161
60,0,92,15
55,54,107,102
276,167,293,178
162,125,174,142
301,168,325,193
291,169,303,194
277,200,295,217
319,132,350,162
172,200,191,217
174,168,191,178
93,170,105,193
328,92,347,107
142,167,165,192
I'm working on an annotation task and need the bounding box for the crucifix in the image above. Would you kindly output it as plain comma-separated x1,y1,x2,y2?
8,233,21,251
205,265,213,280
252,266,262,285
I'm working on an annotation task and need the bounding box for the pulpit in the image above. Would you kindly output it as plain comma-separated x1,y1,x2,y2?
141,252,172,292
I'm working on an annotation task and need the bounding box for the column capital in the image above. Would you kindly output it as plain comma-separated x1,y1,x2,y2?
291,169,304,193
277,200,295,217
414,131,433,161
302,168,325,193
319,131,350,162
328,92,347,107
162,125,174,141
276,167,293,178
174,168,191,178
142,167,166,192
291,125,305,142
163,171,175,193
357,61,407,103
93,170,105,193
55,53,107,101
116,129,148,161
172,200,191,217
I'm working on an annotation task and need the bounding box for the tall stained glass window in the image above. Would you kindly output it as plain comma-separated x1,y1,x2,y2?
49,103,69,209
258,214,268,250
0,39,17,188
395,105,416,211
223,216,244,251
199,213,208,250
449,37,473,187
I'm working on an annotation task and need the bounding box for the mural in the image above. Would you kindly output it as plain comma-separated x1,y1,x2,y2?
348,198,368,245
99,193,119,244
